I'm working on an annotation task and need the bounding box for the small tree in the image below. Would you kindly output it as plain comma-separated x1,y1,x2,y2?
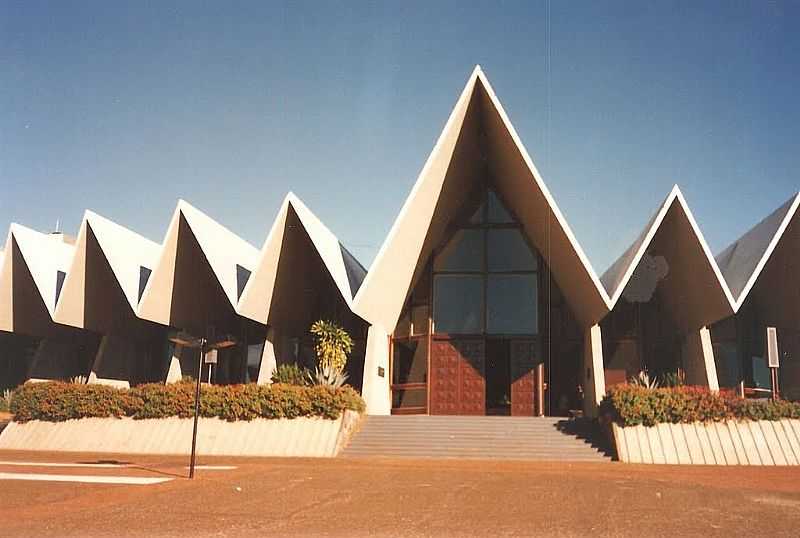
310,320,353,372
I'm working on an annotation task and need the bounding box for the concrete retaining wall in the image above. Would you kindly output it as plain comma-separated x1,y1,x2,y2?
0,411,361,457
612,420,800,465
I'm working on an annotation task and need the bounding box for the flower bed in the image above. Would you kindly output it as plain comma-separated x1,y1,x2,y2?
600,384,800,427
10,380,365,423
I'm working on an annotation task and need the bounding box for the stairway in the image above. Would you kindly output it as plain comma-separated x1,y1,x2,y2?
341,415,613,461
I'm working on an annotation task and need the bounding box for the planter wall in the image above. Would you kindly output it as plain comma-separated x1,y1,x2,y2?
612,419,800,465
0,410,361,457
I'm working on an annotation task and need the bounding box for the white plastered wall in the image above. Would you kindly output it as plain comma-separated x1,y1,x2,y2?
582,324,606,417
681,327,719,391
360,324,391,415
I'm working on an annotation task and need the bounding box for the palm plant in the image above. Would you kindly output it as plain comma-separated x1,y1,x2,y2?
310,320,353,371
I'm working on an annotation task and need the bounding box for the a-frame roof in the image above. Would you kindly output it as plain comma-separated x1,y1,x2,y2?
0,224,75,332
601,185,736,330
238,192,367,324
54,210,160,329
137,199,259,326
353,65,610,331
715,192,800,309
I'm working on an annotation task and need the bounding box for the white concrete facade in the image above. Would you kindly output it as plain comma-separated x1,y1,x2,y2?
0,66,798,416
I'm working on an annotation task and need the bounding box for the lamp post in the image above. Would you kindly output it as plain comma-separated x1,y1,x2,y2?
168,331,237,479
189,336,206,479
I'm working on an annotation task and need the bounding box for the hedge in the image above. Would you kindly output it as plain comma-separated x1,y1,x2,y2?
10,381,365,423
600,384,800,427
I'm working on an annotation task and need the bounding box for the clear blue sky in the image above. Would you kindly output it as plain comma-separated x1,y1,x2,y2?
2,1,798,273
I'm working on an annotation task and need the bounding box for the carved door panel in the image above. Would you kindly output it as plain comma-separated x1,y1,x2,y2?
430,338,485,415
430,339,460,415
510,339,537,416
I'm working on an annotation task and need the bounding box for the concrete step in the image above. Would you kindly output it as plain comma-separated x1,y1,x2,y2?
347,441,600,450
342,450,610,460
349,430,582,437
344,448,604,457
369,415,570,425
347,439,599,447
340,415,613,461
352,426,559,433
346,442,601,450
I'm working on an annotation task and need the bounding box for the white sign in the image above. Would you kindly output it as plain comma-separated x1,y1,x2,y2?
767,327,779,368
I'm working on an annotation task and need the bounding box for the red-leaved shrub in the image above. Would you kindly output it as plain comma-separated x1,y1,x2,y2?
600,384,800,427
10,380,365,423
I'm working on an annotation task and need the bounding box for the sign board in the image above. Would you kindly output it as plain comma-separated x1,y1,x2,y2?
767,327,780,368
204,349,218,365
377,366,385,378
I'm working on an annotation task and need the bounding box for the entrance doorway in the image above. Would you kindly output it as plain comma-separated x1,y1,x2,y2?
485,338,511,415
389,183,585,417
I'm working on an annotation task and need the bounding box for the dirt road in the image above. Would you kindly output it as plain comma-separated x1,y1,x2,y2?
1,450,798,537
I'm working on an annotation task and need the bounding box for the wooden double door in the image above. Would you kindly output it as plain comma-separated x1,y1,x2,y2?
429,336,539,416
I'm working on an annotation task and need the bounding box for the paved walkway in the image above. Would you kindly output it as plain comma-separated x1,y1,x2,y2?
0,450,799,537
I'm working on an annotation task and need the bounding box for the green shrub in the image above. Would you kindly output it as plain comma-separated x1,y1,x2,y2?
600,384,800,427
659,370,685,388
271,364,311,386
10,381,365,423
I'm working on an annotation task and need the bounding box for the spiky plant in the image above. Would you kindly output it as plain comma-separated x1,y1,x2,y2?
69,375,88,385
629,370,659,390
310,365,349,389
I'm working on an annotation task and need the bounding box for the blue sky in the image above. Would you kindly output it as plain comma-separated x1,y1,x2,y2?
1,1,798,272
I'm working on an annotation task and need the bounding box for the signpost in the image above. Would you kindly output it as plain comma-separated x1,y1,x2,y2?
766,327,780,400
168,331,237,479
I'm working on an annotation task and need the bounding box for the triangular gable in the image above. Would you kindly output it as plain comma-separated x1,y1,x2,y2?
238,193,366,324
715,192,800,308
288,194,365,305
354,66,610,330
138,200,258,325
54,211,160,329
4,224,74,321
178,201,259,308
601,185,736,330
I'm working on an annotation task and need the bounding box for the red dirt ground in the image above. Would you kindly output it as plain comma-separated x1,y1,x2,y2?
1,450,799,537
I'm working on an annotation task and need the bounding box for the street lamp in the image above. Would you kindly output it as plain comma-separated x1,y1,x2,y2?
168,331,237,479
